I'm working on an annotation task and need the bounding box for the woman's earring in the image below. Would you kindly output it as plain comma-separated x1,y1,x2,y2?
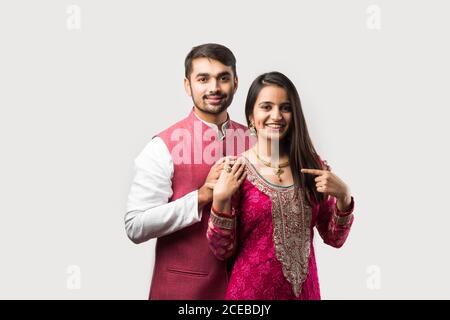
249,122,257,136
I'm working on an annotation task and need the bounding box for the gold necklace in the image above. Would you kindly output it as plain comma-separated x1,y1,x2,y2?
252,147,290,182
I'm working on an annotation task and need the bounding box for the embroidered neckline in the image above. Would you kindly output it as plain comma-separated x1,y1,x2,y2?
242,156,312,297
243,156,295,190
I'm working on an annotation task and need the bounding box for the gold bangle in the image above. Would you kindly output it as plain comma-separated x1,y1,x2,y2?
210,211,235,230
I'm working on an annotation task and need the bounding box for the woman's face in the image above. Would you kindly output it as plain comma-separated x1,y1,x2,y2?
250,85,292,142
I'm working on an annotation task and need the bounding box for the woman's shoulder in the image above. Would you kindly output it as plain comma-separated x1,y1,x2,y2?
319,158,332,171
236,150,252,164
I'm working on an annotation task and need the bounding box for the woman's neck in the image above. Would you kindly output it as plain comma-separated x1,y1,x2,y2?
256,138,289,162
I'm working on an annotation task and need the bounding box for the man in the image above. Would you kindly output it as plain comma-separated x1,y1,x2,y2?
125,43,252,299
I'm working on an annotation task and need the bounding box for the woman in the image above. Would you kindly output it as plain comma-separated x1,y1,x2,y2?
206,72,355,300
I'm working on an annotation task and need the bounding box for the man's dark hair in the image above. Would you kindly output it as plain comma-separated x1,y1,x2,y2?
184,43,237,80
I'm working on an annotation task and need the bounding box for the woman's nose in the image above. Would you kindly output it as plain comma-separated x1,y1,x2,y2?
271,108,283,121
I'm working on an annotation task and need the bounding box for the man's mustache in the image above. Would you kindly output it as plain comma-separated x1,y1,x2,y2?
204,93,227,99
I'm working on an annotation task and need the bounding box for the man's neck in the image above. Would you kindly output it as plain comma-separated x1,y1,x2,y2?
193,106,228,127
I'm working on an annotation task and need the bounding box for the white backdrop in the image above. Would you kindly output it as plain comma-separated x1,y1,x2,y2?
1,0,449,299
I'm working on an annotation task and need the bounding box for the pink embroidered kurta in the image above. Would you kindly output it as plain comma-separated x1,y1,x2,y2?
206,157,355,300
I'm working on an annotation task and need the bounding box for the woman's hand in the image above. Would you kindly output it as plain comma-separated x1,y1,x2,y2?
198,156,237,209
301,168,352,210
213,157,247,204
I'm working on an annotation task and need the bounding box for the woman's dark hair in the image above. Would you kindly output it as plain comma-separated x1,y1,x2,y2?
245,71,325,204
185,43,237,79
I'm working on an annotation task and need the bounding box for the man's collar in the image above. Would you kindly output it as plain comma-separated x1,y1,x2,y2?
192,108,230,140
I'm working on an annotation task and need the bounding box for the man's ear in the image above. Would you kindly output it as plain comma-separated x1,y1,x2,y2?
233,76,238,94
184,78,192,97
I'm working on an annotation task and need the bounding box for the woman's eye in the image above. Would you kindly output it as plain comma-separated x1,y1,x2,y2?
281,105,292,112
199,78,207,82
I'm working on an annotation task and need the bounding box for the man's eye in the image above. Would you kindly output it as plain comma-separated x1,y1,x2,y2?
220,76,230,81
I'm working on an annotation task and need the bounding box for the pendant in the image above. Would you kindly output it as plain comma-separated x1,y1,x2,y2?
274,167,284,182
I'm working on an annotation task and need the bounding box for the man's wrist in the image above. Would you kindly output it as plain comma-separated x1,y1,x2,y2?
198,185,212,210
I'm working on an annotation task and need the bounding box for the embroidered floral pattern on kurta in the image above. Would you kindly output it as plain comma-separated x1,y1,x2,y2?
244,157,311,297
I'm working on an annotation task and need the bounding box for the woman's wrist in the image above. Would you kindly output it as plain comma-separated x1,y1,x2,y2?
210,206,236,229
212,198,232,216
336,195,353,215
213,193,231,205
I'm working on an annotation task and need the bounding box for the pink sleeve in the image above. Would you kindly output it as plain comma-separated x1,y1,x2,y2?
206,195,239,260
316,195,355,248
206,215,236,260
314,158,355,248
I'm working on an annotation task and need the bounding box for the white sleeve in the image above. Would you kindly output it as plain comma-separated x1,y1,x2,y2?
125,137,203,244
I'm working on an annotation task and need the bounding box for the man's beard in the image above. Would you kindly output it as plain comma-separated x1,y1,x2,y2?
194,97,230,115
190,86,234,115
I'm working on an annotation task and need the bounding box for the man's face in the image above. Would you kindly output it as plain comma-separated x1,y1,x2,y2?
184,58,238,115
